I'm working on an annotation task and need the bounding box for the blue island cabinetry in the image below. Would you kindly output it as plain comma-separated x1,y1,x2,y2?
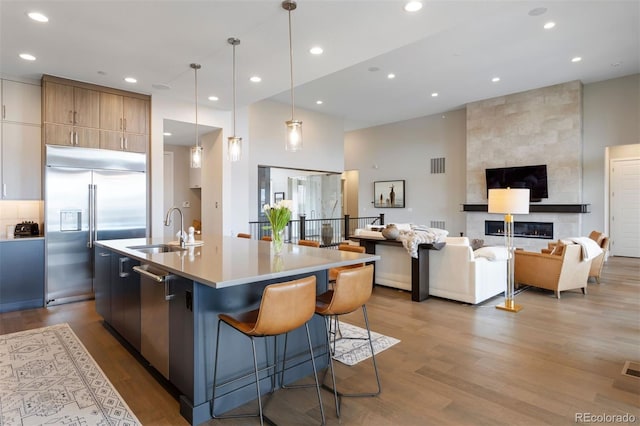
0,238,45,313
93,237,378,425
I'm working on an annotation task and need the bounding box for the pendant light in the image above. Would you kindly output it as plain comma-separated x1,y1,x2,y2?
282,0,302,152
227,37,242,162
190,63,203,168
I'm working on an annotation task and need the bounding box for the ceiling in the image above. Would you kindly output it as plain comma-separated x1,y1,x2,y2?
1,1,638,132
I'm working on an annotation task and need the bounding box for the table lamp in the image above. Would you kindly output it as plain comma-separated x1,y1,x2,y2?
488,187,530,312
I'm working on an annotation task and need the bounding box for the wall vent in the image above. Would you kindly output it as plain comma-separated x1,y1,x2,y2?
431,220,446,229
430,157,445,174
622,361,640,379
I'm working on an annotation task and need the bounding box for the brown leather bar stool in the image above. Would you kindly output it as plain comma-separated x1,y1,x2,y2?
315,264,380,417
329,244,366,282
210,276,325,425
299,239,320,248
237,232,251,239
261,236,272,242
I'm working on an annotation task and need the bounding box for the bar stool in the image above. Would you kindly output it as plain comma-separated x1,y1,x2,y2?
315,264,380,417
299,239,320,248
237,232,251,239
328,244,366,282
261,236,272,241
210,276,325,425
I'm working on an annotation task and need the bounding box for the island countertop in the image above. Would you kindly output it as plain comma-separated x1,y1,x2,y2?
95,236,379,289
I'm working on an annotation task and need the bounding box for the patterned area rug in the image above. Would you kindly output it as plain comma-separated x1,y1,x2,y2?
332,322,400,366
0,323,140,426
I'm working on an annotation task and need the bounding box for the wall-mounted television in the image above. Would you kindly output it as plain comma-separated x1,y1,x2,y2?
485,164,548,202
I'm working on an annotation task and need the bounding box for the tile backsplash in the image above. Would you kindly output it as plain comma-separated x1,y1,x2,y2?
0,200,44,238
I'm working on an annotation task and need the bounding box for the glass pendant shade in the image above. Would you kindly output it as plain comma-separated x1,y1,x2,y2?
191,145,203,168
190,63,202,169
285,119,302,151
228,136,242,162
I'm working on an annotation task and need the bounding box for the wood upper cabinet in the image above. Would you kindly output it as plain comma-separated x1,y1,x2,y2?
99,93,149,153
42,75,149,154
44,123,99,148
44,81,99,128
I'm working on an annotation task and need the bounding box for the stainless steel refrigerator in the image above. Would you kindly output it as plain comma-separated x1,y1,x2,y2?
45,145,147,306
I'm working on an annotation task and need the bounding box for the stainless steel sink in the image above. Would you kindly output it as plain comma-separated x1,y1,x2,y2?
128,244,185,254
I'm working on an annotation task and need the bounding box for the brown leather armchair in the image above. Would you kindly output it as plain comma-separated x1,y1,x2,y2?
587,231,609,284
514,243,592,298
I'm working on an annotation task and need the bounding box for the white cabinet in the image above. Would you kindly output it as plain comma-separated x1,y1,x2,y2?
1,80,41,125
0,78,42,200
1,122,41,199
189,167,201,189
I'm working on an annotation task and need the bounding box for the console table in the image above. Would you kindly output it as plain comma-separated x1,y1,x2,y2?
349,236,445,302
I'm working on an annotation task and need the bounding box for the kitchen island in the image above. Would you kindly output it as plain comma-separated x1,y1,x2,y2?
94,235,378,425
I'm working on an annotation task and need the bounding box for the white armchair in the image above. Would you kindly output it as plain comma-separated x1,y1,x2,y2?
428,237,507,304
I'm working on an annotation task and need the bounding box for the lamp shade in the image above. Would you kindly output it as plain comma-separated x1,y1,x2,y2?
488,188,530,214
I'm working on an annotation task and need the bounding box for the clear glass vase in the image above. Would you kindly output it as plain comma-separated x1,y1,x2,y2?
272,228,284,254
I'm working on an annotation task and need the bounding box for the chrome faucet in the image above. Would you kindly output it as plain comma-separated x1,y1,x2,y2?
164,207,185,248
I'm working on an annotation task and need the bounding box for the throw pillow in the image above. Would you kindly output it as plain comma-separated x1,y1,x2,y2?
474,246,509,261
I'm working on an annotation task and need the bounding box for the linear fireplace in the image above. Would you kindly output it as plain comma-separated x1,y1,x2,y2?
485,220,553,239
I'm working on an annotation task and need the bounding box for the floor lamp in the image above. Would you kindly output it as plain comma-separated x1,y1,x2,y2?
488,188,530,312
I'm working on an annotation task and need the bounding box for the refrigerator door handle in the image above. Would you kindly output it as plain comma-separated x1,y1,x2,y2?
92,184,98,246
87,184,94,248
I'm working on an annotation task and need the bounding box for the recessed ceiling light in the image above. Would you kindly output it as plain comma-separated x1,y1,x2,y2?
27,12,48,22
19,53,36,61
404,1,423,12
163,132,172,136
208,96,219,101
571,56,582,63
124,77,137,83
152,83,171,90
316,100,323,105
492,77,501,83
368,66,380,72
543,21,556,29
431,92,438,97
528,7,547,16
387,73,396,79
309,46,323,55
250,76,262,83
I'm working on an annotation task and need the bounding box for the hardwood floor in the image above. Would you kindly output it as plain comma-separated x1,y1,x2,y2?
1,256,638,425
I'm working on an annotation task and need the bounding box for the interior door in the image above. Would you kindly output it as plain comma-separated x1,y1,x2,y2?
610,158,640,257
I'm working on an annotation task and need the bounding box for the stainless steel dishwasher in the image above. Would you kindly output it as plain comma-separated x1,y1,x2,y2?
133,264,174,379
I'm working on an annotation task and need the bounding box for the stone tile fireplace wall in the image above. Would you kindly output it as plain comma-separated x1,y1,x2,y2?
465,81,583,251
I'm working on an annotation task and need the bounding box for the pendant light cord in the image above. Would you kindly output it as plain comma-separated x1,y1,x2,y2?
232,42,237,136
191,63,201,149
288,8,295,120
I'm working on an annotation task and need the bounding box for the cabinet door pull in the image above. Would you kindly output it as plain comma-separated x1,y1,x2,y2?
2,183,6,198
2,105,5,119
69,131,74,145
73,111,78,124
123,118,127,131
119,118,123,130
124,137,128,150
120,136,124,150
74,131,79,146
68,110,73,123
118,257,130,278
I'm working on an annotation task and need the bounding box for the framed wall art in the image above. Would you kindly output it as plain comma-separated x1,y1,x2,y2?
274,192,285,203
374,180,405,208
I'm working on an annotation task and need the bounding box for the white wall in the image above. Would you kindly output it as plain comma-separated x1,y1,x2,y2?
583,74,640,233
344,74,639,242
241,100,345,232
150,93,230,238
163,145,202,232
344,108,467,234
